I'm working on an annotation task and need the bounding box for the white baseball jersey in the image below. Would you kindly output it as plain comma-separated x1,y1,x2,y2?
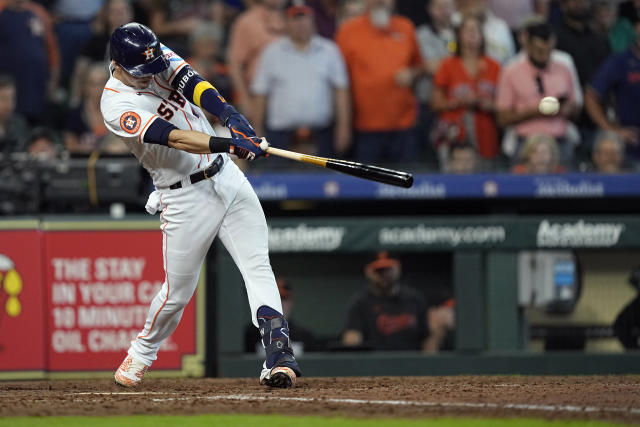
101,45,283,369
101,45,229,188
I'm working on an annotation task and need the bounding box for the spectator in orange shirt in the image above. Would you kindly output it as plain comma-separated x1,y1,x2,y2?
431,14,500,170
335,0,423,164
227,0,286,119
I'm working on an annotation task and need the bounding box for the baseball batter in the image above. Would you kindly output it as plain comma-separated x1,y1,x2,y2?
100,23,301,388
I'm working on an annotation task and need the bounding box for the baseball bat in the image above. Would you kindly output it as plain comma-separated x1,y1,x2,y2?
263,145,414,188
211,136,414,188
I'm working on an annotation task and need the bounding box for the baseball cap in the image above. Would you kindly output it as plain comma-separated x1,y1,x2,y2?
365,251,400,273
286,0,313,17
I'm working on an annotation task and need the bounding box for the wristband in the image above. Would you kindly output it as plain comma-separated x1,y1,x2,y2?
208,136,231,154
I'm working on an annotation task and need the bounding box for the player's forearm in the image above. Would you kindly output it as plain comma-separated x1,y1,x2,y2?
168,129,213,154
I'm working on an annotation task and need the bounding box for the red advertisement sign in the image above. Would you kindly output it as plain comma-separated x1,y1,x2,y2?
44,231,197,372
0,230,46,371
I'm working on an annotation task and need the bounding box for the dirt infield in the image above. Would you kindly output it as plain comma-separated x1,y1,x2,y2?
1,376,639,423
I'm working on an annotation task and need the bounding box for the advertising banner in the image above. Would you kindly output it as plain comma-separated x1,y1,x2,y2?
43,230,198,372
0,229,46,373
266,216,640,252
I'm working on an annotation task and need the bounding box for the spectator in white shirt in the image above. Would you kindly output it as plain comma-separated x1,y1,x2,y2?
251,1,351,158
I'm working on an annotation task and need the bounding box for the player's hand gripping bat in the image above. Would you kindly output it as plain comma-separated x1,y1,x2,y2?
220,136,413,188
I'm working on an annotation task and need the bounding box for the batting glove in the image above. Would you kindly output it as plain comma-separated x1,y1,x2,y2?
219,104,257,139
229,136,265,161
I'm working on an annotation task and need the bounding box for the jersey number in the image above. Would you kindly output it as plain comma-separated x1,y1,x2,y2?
156,91,186,120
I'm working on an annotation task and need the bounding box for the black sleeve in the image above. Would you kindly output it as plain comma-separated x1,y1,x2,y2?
143,118,177,146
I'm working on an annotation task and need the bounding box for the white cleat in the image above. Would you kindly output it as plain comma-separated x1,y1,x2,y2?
114,355,149,387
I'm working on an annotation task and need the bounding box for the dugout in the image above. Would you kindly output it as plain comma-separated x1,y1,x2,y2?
211,215,640,378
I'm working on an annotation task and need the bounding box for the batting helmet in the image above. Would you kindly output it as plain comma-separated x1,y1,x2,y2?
110,23,169,77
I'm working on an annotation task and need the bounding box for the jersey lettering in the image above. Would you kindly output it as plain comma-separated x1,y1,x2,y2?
176,69,197,95
156,103,174,120
168,90,186,108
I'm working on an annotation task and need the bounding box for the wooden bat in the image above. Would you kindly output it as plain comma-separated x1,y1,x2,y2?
261,143,414,189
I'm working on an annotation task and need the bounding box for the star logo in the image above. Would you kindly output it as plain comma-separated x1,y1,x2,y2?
142,46,155,60
119,112,141,134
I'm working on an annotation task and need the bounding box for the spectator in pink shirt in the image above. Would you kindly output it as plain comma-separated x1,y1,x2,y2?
496,20,580,167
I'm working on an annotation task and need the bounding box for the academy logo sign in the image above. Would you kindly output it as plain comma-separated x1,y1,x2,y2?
268,224,346,252
536,220,625,248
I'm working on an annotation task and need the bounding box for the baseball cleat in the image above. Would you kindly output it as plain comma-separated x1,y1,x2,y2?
260,366,297,388
114,355,149,387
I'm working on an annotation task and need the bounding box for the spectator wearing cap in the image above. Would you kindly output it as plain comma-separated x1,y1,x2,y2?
342,252,429,352
251,2,351,158
585,16,640,161
335,0,423,164
244,277,323,354
496,21,580,166
227,0,286,118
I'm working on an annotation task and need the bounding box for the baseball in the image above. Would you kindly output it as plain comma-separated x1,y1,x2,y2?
538,96,560,116
259,138,270,151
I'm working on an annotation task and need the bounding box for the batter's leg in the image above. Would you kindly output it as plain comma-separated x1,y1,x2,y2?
217,179,301,387
127,185,224,367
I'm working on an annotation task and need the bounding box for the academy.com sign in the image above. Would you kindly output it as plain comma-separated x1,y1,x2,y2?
379,224,506,247
269,224,346,252
536,219,624,247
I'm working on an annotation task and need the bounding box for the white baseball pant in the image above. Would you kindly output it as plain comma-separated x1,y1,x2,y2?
129,159,282,366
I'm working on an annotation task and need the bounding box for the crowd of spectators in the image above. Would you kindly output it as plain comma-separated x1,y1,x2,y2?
0,0,639,174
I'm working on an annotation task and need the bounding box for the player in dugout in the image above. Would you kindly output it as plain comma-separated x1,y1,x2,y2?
100,23,300,388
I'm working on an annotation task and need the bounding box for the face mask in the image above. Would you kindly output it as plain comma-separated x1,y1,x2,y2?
370,7,391,29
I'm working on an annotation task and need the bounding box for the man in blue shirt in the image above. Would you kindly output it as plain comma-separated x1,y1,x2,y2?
585,13,640,161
